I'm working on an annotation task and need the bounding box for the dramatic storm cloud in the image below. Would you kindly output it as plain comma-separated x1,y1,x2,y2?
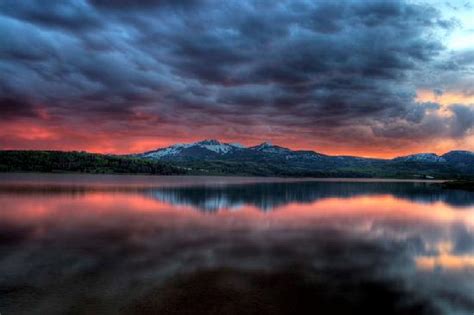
0,0,473,156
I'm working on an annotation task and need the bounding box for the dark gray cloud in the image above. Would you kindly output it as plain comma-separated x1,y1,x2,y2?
0,97,38,120
0,0,472,152
0,1,102,31
450,104,474,137
89,0,201,10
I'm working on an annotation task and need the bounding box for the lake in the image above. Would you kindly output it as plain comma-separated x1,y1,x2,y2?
0,174,473,315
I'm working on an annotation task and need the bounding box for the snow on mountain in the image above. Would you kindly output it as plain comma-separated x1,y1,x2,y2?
139,140,472,170
140,139,330,162
250,141,291,154
141,143,191,159
196,140,241,153
141,139,243,159
393,153,446,163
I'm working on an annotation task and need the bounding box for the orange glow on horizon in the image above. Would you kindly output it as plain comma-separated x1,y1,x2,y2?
0,119,472,158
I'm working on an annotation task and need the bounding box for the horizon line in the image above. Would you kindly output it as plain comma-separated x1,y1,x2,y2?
2,138,472,161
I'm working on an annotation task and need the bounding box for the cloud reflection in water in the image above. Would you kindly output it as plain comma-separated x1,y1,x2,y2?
0,177,473,314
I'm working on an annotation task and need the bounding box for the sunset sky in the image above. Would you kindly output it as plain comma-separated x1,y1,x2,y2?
1,0,473,158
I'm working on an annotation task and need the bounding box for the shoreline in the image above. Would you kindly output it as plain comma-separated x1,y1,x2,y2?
0,171,450,182
0,173,451,193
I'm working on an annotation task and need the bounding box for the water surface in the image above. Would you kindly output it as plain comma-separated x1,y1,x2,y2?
0,174,473,314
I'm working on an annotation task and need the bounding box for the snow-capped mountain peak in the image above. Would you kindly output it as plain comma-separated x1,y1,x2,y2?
393,153,446,163
251,141,290,153
140,139,243,159
194,139,241,153
140,139,327,161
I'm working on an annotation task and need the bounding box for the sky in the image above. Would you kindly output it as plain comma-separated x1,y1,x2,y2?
0,0,473,158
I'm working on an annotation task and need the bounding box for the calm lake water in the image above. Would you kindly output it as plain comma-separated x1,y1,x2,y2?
0,174,473,315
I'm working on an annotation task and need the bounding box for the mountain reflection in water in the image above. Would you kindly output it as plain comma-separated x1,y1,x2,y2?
146,181,474,211
0,174,473,315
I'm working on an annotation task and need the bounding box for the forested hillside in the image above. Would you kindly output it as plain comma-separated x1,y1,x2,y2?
0,151,184,175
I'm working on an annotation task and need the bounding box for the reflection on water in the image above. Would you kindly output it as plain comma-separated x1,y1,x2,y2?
147,181,474,211
0,174,473,315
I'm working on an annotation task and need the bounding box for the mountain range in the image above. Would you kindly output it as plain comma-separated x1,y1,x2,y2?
1,140,472,178
136,139,474,178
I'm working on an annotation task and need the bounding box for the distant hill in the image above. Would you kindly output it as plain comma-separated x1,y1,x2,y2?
0,141,472,178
